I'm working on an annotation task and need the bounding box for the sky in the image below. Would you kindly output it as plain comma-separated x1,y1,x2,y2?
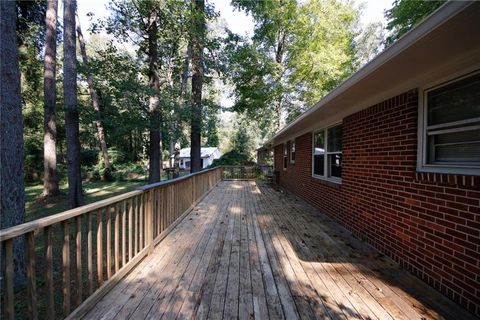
77,0,394,41
75,0,394,114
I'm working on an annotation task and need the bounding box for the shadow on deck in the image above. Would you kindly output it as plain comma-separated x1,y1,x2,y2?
84,180,475,320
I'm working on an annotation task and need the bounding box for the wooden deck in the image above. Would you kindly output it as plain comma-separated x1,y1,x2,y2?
84,181,474,320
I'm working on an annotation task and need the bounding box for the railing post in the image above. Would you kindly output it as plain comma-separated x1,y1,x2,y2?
192,175,196,203
147,189,154,254
5,239,14,320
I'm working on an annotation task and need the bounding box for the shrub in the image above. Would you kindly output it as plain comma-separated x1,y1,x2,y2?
211,150,255,167
97,147,127,168
24,140,43,182
80,149,99,167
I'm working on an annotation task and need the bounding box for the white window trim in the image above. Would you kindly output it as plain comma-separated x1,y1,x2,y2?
290,140,296,164
417,70,480,176
312,122,342,184
283,142,288,171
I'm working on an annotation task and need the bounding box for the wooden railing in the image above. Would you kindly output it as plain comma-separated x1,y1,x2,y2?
0,166,222,320
222,165,273,180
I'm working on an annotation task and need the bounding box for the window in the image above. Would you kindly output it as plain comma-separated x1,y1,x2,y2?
419,71,480,175
283,142,288,170
290,140,296,164
313,123,342,182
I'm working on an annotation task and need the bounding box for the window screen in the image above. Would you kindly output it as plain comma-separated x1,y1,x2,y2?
425,72,480,167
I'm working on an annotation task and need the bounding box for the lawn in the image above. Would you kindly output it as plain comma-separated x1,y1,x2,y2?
25,178,148,221
25,170,194,221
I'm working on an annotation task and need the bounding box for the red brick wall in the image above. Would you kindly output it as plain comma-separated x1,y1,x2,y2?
274,89,480,315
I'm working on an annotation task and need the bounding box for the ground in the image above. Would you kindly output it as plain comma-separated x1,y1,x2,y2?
25,179,147,221
25,171,190,221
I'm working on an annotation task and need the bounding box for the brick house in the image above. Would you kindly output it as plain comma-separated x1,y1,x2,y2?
264,2,480,316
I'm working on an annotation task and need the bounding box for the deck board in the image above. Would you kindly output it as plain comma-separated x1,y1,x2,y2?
83,181,476,320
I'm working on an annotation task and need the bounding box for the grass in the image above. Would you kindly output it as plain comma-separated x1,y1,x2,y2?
25,170,192,222
25,178,147,221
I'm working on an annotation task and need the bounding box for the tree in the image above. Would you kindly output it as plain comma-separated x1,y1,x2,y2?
101,0,192,183
64,0,83,207
43,0,59,197
84,41,148,164
355,21,384,67
384,0,445,45
76,15,112,180
233,126,253,160
229,0,359,138
288,0,358,113
146,5,163,183
190,0,206,173
1,0,27,284
231,0,297,133
17,1,48,183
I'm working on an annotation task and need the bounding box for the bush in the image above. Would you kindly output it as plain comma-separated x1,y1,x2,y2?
162,149,170,161
81,149,99,167
111,163,146,181
84,161,146,182
97,147,126,168
211,150,255,167
24,139,43,182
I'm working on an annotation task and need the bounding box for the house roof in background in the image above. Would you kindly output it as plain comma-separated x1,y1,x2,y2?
176,147,220,159
265,1,480,147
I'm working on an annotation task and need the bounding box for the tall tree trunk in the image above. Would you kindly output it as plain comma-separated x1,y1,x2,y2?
63,0,83,208
43,0,60,197
147,11,162,183
274,29,285,132
180,43,192,96
190,0,205,173
0,0,27,285
169,43,192,169
76,15,111,178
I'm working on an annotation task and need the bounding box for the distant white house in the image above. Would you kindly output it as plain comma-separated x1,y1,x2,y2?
172,147,221,170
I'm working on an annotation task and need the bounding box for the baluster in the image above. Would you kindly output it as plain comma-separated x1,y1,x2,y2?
139,194,144,249
114,204,119,273
147,190,154,254
44,226,54,319
134,196,139,255
97,208,103,286
157,189,161,236
122,200,126,266
62,220,71,315
87,212,93,294
128,198,133,260
163,188,167,232
163,188,168,229
76,216,82,306
4,239,14,320
106,206,112,279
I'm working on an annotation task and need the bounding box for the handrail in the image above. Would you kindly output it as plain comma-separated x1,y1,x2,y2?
222,164,273,180
0,166,223,320
0,167,220,241
137,166,219,191
0,190,143,242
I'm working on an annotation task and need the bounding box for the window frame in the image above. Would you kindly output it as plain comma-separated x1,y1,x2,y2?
283,142,288,171
417,70,480,176
312,122,342,184
290,140,296,164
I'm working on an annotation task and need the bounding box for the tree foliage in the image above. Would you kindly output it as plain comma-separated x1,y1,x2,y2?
384,0,445,45
228,0,360,139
